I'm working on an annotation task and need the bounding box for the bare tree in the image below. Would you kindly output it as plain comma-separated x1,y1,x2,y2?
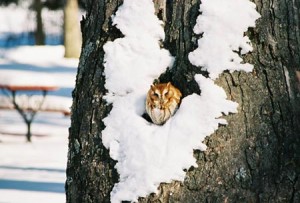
66,0,300,202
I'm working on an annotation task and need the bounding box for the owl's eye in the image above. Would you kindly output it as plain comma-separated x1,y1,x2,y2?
153,93,159,97
164,91,169,96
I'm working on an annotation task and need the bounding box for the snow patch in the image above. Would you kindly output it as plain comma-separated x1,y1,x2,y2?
0,70,57,87
189,0,260,79
0,45,78,69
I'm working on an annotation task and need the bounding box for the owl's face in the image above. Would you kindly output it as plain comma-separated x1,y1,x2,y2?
149,83,174,109
146,82,182,125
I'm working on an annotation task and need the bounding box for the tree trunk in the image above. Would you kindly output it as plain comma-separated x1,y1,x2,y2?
66,0,300,202
33,0,45,45
64,0,82,58
66,1,122,202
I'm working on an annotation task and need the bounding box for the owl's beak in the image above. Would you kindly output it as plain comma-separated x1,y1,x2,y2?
159,101,163,107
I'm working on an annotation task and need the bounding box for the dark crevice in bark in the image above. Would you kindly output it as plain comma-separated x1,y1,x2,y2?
237,72,250,139
283,0,294,58
290,176,298,203
224,75,233,100
269,0,276,37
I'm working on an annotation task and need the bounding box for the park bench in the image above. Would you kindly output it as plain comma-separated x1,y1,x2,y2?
0,84,71,142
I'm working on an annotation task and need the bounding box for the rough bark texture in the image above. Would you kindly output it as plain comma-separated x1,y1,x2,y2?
66,0,300,202
66,1,122,202
64,0,82,58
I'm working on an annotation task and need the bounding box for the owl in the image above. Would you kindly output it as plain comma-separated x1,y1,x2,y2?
146,82,182,125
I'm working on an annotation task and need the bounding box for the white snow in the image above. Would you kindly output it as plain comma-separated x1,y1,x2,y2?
0,70,58,87
0,2,63,37
0,2,36,35
0,110,69,203
102,0,260,202
0,45,78,68
0,190,65,203
188,0,260,79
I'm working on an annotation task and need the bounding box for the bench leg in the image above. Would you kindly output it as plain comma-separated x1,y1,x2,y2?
25,121,32,142
10,90,48,142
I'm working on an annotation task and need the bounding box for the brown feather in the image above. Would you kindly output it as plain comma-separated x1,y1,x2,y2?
146,82,182,125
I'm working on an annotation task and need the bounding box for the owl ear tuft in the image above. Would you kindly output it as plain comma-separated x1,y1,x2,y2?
150,85,155,91
167,82,171,88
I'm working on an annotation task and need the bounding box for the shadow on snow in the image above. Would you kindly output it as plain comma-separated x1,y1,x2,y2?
0,179,65,193
0,63,77,74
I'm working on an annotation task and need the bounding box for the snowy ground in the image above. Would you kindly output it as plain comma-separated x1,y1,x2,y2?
0,46,78,203
0,3,79,202
0,111,68,203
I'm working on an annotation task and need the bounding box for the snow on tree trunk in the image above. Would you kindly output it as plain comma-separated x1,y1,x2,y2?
66,0,300,202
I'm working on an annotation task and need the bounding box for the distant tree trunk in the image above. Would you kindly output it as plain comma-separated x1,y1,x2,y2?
66,0,300,203
33,0,45,45
64,0,82,58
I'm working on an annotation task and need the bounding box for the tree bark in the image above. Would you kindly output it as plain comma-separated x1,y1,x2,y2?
64,0,82,58
66,0,300,202
66,1,122,202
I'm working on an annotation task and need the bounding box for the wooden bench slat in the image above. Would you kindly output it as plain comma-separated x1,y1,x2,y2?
0,85,58,91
